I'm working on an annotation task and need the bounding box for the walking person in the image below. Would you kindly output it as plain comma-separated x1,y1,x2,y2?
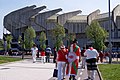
45,45,52,63
53,47,57,63
81,47,86,69
84,46,99,80
105,52,109,62
57,45,68,80
31,44,38,63
66,39,81,80
40,49,46,63
99,51,104,63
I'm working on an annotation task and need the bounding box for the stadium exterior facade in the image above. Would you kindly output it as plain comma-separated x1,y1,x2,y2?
3,5,120,51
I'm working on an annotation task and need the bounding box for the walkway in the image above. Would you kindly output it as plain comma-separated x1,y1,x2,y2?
0,59,55,80
0,59,101,80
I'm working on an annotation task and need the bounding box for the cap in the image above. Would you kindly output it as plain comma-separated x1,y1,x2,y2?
60,45,65,49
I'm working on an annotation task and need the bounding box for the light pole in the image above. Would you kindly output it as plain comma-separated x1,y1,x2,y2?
108,0,112,63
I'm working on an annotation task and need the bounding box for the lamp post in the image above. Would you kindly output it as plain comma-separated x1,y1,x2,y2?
108,0,112,63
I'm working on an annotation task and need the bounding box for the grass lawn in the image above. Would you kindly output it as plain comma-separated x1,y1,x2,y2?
0,56,22,64
98,64,120,80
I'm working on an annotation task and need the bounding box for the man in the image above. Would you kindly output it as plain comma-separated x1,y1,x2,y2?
84,46,99,80
31,44,38,63
67,39,81,80
45,45,52,63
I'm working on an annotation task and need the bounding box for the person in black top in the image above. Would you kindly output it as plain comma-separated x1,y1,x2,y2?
53,47,57,63
81,47,86,69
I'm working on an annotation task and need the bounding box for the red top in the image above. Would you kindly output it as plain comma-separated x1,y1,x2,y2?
57,49,68,62
99,52,104,57
41,51,45,56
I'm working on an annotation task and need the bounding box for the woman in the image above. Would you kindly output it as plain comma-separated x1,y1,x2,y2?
99,51,104,63
57,45,68,80
40,49,45,63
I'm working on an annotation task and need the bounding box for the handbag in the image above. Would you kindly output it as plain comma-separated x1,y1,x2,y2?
53,69,58,77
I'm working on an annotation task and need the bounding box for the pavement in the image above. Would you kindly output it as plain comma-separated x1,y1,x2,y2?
0,58,101,80
0,59,55,80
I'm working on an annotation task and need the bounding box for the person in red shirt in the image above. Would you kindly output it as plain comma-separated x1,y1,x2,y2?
99,51,104,63
40,49,45,63
57,45,68,80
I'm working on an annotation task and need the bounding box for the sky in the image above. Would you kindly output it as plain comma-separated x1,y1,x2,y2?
0,0,120,39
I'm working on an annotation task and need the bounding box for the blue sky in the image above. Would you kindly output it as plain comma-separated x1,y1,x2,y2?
0,0,120,39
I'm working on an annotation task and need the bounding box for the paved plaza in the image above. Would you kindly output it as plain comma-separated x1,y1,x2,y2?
0,59,100,80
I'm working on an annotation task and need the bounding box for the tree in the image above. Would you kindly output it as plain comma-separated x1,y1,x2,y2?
0,39,4,50
65,33,76,47
39,31,47,50
18,35,24,50
6,35,13,50
52,23,65,50
24,26,36,49
86,20,108,51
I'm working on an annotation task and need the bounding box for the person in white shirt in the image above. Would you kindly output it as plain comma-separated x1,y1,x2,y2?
31,44,38,63
84,46,99,80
